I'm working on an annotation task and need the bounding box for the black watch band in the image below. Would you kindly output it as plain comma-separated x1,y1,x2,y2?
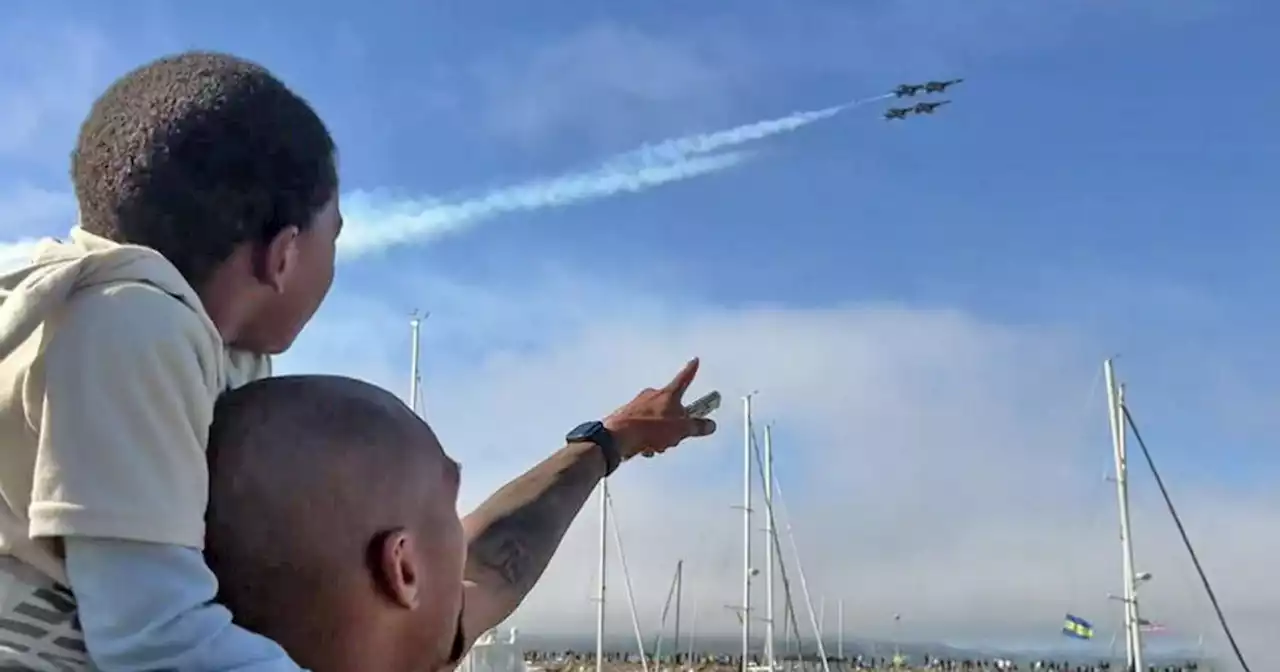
565,421,622,477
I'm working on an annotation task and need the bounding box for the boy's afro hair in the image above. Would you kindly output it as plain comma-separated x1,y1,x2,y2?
72,51,338,286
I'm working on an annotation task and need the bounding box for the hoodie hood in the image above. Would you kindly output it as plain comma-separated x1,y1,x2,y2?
0,227,217,361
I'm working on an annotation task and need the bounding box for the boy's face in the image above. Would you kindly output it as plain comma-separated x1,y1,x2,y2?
239,193,341,354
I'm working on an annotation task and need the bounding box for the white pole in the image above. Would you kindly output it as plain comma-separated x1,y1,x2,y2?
818,597,826,653
1104,360,1143,672
1120,383,1146,672
687,591,700,668
596,480,608,672
408,312,423,413
837,600,844,662
893,614,900,660
674,559,683,663
742,394,755,672
764,424,776,672
1119,384,1138,668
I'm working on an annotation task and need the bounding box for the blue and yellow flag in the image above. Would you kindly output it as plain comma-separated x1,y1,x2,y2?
1062,614,1094,639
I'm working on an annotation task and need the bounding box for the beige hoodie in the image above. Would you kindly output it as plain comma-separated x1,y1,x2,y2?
0,227,269,584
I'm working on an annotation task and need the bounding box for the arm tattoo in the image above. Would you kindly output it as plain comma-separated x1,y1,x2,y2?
464,443,605,598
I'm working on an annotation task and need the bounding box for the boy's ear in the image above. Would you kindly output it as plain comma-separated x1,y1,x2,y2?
258,226,301,293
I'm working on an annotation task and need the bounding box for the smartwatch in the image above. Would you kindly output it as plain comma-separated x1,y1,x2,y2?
566,420,621,477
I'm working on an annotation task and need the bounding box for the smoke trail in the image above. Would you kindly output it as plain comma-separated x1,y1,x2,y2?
337,91,892,258
339,150,750,258
606,93,894,168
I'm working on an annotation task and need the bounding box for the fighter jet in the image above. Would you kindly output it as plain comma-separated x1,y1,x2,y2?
923,78,963,93
911,100,950,114
883,107,912,120
892,83,925,97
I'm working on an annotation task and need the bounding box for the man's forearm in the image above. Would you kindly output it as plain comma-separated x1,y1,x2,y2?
463,442,606,607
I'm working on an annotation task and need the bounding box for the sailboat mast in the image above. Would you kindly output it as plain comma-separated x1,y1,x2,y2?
596,480,608,672
837,599,844,662
741,394,756,672
408,312,425,414
673,559,683,660
1104,359,1144,672
1119,383,1148,671
763,424,776,672
687,591,700,666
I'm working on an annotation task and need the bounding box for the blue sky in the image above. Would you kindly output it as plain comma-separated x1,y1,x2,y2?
2,0,1278,660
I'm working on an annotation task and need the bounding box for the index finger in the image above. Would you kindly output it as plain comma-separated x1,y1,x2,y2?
662,358,701,399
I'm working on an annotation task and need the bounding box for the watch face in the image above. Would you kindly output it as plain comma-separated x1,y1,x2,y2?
566,420,604,442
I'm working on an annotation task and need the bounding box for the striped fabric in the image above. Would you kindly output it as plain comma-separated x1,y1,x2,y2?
0,559,88,671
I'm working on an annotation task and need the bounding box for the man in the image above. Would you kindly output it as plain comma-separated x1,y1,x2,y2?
204,360,716,672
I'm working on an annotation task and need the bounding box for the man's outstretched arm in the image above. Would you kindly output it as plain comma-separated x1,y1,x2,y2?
456,359,715,643
460,441,605,634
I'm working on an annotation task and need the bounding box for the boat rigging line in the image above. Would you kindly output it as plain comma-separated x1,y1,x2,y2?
749,426,806,660
1121,405,1252,672
604,487,652,672
749,425,832,672
650,560,683,662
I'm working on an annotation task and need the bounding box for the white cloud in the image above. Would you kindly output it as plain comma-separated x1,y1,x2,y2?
277,268,1279,666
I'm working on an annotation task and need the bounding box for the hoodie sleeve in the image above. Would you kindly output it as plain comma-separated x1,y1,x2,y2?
29,280,220,548
64,537,306,672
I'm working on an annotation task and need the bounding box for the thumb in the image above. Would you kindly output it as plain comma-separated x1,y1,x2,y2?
685,418,717,438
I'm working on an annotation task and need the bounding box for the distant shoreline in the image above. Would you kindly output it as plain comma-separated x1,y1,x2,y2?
495,633,1209,666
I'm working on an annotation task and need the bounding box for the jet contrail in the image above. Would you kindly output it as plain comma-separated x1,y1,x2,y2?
339,91,894,258
339,150,750,258
606,92,895,168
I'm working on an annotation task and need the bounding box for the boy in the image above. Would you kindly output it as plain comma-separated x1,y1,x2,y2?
0,51,339,670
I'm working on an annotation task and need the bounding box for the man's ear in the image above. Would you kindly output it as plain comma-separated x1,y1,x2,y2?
257,225,301,292
369,528,422,609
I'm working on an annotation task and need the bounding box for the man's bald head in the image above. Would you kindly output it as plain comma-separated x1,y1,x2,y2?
205,375,466,672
